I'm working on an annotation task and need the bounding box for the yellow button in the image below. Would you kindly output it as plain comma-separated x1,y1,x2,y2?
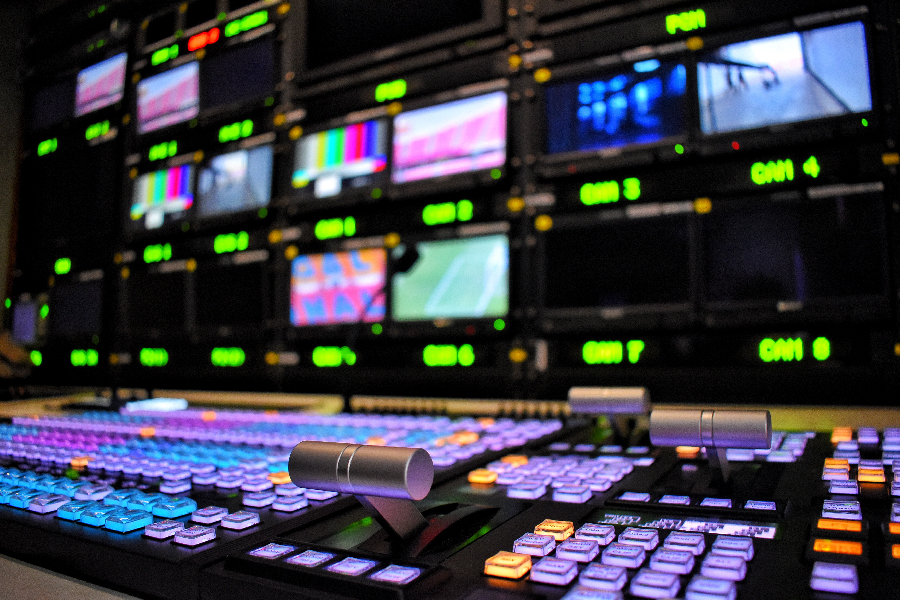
676,446,700,458
484,551,531,579
501,455,529,467
813,539,863,556
468,468,498,485
824,458,850,470
267,472,291,485
535,519,574,541
817,519,862,533
858,469,885,483
831,428,853,443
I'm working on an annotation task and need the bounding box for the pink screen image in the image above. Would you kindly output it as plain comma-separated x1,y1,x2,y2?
290,248,387,326
137,62,200,133
75,53,127,117
392,90,507,183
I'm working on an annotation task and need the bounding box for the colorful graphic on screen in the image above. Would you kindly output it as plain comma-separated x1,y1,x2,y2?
545,60,688,155
292,120,388,199
290,248,387,326
392,234,508,321
198,145,273,217
698,21,872,134
137,62,200,134
392,91,507,184
75,53,127,117
130,165,194,230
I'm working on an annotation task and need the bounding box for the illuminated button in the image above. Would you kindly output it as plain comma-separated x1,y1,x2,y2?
530,556,578,586
27,493,71,514
812,539,864,557
220,510,260,530
810,561,858,594
326,556,379,576
468,468,498,484
892,502,900,522
858,428,879,444
858,468,886,483
744,500,776,511
619,492,650,502
893,545,900,559
649,548,694,574
831,428,853,443
248,543,297,559
508,482,547,500
711,536,754,560
700,555,746,581
501,455,529,466
618,528,659,550
830,480,859,495
127,492,167,511
215,476,245,489
513,533,556,556
561,587,624,600
583,478,613,492
369,564,421,584
496,472,524,485
823,468,850,481
174,525,216,547
834,450,860,464
725,449,755,462
275,483,305,496
578,563,627,590
575,523,616,545
837,441,859,451
57,500,100,521
104,509,154,533
699,497,731,508
551,476,582,488
80,505,129,527
162,468,191,481
556,539,600,562
286,549,335,567
243,491,276,508
659,494,691,505
664,532,706,555
629,568,680,599
103,489,142,507
601,543,646,568
192,506,228,524
549,443,571,451
553,485,592,504
153,497,197,518
272,495,309,512
817,519,863,534
54,480,88,497
892,481,900,497
193,472,219,485
823,500,862,520
535,519,575,541
825,458,851,469
74,483,115,501
685,576,736,600
484,551,531,579
8,489,45,508
306,489,339,501
241,479,274,493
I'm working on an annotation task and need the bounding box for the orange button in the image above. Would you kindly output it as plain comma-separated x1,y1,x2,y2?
824,458,850,470
535,519,574,541
468,468,498,485
889,523,900,536
139,427,156,437
484,551,531,579
676,446,701,459
893,545,900,560
831,427,853,444
858,472,885,483
817,519,862,533
267,471,292,485
501,455,529,466
813,538,863,556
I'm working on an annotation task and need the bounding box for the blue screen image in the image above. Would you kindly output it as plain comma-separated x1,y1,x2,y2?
545,60,687,155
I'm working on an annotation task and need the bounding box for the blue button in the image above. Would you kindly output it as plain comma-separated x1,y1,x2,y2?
57,500,102,521
105,509,154,532
152,497,197,518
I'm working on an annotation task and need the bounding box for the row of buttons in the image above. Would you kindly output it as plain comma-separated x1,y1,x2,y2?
614,492,776,512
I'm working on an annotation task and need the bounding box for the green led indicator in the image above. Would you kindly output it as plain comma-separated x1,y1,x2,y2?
751,159,794,186
372,323,383,335
803,156,820,179
265,96,274,107
140,348,169,367
666,9,706,35
218,119,254,143
4,298,9,309
423,200,472,226
493,318,506,331
812,337,831,361
151,43,179,66
759,337,804,363
211,347,245,367
583,341,623,365
258,207,268,219
218,11,227,20
40,305,49,319
861,118,868,127
312,346,357,367
37,138,58,156
375,79,407,103
54,257,72,275
581,181,619,205
85,120,110,141
149,140,177,161
71,349,99,367
214,231,250,254
675,144,684,154
490,168,502,180
622,178,641,201
626,340,645,364
315,216,356,240
143,243,172,264
30,350,42,367
423,344,475,367
371,188,383,199
225,10,268,37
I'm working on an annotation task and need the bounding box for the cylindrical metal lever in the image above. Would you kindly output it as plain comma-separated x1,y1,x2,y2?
288,441,434,501
649,409,772,449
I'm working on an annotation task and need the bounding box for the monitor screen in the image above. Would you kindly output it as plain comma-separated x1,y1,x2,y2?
392,91,507,184
29,80,75,131
11,302,37,345
702,193,884,304
698,21,872,134
290,248,387,326
391,234,508,321
543,215,691,310
127,270,186,331
196,262,264,326
130,165,194,230
305,0,485,71
544,60,688,155
200,38,274,111
137,62,200,134
49,280,104,338
197,145,273,218
292,119,389,199
75,52,128,117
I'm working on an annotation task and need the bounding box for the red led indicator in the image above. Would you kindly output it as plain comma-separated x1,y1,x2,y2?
731,141,740,150
188,27,220,52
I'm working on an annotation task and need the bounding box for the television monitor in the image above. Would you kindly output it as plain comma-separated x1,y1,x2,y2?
11,302,38,345
391,234,508,321
130,165,194,230
543,215,690,310
126,270,186,331
544,60,688,155
702,193,885,305
200,38,275,111
137,62,200,134
196,262,265,326
290,248,387,326
392,91,507,184
698,21,872,134
29,80,75,131
75,52,127,117
197,145,273,218
49,280,104,338
291,119,388,199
